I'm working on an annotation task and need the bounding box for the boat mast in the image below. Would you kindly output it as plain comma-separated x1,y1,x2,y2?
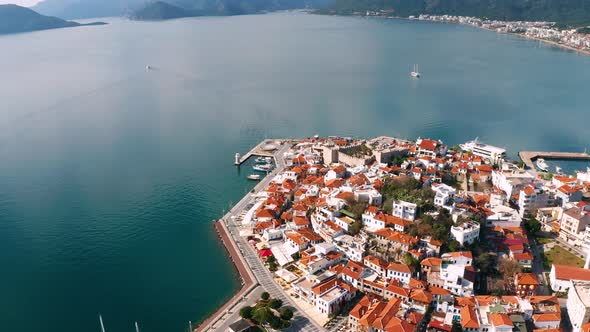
135,321,140,332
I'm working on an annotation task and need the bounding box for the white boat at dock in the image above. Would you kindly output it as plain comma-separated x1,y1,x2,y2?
555,166,563,174
255,156,272,163
253,164,273,172
536,158,549,172
247,174,261,181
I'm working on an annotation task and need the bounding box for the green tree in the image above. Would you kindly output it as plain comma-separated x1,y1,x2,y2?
267,255,278,272
261,292,270,301
253,307,273,324
239,306,253,319
447,239,461,252
269,298,283,309
524,218,541,234
349,220,362,235
280,307,294,321
269,315,282,329
402,253,419,270
477,253,496,275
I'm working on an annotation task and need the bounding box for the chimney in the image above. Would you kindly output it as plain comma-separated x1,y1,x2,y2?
585,247,590,270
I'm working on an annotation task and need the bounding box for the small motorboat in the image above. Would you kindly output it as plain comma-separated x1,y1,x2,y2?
536,158,549,172
555,166,563,174
247,174,261,181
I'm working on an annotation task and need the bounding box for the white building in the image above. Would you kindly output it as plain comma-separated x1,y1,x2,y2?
354,187,383,206
392,200,417,221
459,139,507,164
450,221,480,246
486,205,523,228
386,263,412,284
567,280,590,332
550,264,590,292
432,183,456,208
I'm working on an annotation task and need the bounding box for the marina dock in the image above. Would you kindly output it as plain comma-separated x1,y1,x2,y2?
234,140,277,165
519,150,590,173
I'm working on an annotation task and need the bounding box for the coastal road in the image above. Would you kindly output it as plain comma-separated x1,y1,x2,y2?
222,142,323,332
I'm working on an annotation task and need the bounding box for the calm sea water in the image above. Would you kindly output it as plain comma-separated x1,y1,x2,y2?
0,12,589,332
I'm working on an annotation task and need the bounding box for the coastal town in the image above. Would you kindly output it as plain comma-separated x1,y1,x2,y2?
200,136,590,332
413,14,590,53
362,10,590,54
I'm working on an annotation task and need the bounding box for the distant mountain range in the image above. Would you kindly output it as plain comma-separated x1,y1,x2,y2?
0,4,105,35
34,0,332,20
130,0,332,20
318,0,590,26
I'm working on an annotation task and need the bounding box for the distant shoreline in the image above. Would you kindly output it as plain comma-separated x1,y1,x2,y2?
319,12,590,57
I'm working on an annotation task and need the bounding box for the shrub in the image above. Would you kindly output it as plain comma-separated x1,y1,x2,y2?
261,292,270,301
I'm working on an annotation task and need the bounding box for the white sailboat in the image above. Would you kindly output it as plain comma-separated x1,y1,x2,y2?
410,64,420,78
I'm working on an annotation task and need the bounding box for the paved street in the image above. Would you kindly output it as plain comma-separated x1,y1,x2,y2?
528,235,550,295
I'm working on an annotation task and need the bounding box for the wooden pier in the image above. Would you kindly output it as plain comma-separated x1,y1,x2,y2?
519,150,590,172
234,139,280,165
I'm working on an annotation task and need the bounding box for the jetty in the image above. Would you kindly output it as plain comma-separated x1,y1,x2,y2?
234,140,278,165
518,150,590,173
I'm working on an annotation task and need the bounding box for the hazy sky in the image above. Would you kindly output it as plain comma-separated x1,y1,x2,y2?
0,0,42,6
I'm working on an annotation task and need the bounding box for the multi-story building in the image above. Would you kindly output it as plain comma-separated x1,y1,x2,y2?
392,200,417,221
560,206,590,245
459,139,507,164
568,280,590,332
450,220,480,246
432,183,456,208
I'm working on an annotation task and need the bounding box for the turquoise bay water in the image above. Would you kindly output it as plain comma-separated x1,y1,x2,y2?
0,12,589,332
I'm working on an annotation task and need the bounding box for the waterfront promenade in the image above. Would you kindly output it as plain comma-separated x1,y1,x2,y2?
195,140,323,332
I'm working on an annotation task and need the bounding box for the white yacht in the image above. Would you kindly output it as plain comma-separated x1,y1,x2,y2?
253,164,273,172
536,158,549,172
247,174,261,181
410,64,420,78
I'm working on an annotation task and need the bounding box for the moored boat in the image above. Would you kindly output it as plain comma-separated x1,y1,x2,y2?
253,164,273,172
247,174,261,180
536,158,549,172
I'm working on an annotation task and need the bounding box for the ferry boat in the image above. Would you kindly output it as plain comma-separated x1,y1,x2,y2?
410,64,420,78
247,174,261,181
253,164,273,172
536,158,549,172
